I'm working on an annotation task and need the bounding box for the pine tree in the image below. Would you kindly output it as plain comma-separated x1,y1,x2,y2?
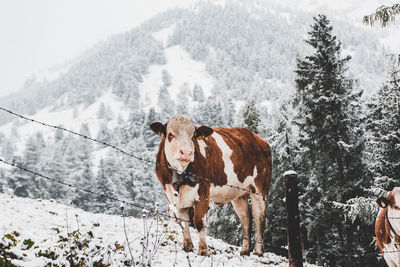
7,133,46,198
192,84,205,102
242,99,260,133
193,96,224,126
222,97,235,127
263,100,297,255
73,124,94,210
162,70,172,87
157,85,175,120
366,64,400,197
93,159,116,213
294,15,370,266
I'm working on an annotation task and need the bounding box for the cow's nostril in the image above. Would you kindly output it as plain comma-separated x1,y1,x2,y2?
180,150,193,156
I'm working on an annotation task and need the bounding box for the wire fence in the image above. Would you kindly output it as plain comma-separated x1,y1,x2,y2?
0,157,190,223
0,106,264,198
1,106,399,260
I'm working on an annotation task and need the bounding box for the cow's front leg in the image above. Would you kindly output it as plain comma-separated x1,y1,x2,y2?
177,208,193,252
193,186,210,256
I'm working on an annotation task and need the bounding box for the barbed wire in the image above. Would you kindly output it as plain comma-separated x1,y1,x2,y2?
0,106,265,197
0,156,266,245
0,140,397,258
0,106,156,165
0,157,190,223
5,110,398,259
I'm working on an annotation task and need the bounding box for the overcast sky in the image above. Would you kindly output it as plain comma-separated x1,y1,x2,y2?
0,0,198,97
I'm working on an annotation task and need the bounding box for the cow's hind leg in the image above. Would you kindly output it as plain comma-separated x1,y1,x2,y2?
251,193,266,256
231,195,252,256
178,208,193,252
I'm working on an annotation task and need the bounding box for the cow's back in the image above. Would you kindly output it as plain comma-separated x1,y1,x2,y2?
196,127,272,201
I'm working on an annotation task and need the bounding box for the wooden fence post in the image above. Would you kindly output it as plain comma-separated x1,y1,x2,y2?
284,170,303,267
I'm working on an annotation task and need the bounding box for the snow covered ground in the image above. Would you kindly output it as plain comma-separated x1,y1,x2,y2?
0,193,318,266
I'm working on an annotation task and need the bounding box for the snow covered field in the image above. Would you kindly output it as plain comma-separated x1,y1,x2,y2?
0,193,314,266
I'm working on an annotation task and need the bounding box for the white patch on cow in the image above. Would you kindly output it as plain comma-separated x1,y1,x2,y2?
383,242,400,265
198,139,207,158
210,133,258,204
388,187,400,234
379,187,400,266
165,184,179,205
177,184,200,209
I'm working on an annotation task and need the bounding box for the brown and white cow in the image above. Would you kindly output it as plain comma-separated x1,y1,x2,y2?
150,115,272,256
376,187,400,266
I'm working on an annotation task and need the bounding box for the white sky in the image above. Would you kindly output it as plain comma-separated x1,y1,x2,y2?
0,0,198,97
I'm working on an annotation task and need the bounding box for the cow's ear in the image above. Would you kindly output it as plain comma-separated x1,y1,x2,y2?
195,126,213,140
377,196,389,208
150,122,166,137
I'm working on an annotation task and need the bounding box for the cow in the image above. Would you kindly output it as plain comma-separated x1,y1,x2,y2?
150,115,272,256
376,187,400,266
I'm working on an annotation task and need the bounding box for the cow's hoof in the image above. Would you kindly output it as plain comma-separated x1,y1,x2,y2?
183,240,194,252
253,249,264,257
240,249,250,256
198,247,210,257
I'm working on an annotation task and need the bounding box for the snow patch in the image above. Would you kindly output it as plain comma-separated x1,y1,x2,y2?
0,193,299,266
152,24,176,47
139,45,214,111
283,170,297,176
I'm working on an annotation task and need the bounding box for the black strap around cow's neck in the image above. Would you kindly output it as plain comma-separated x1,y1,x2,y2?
386,209,400,248
170,163,196,188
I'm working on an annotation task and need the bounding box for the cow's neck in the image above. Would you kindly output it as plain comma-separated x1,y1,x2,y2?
387,209,400,245
170,163,196,188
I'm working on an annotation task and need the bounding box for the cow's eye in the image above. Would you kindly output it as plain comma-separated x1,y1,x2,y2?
395,205,399,209
168,132,174,141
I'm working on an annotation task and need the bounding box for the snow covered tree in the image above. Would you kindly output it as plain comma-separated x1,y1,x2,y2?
73,124,94,209
162,70,172,88
176,83,191,116
96,122,111,146
142,108,162,148
193,84,205,103
54,125,64,143
97,102,107,120
366,63,400,197
294,15,370,266
39,139,67,201
193,96,224,126
157,85,175,120
363,3,400,27
242,99,260,134
221,97,235,127
93,158,116,213
7,132,46,198
127,109,146,139
263,101,297,255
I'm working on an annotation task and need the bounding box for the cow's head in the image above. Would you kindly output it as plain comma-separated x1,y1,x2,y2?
150,115,213,173
377,187,400,210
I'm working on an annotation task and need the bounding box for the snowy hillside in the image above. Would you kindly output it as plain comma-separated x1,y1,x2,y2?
0,193,309,266
0,2,398,266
